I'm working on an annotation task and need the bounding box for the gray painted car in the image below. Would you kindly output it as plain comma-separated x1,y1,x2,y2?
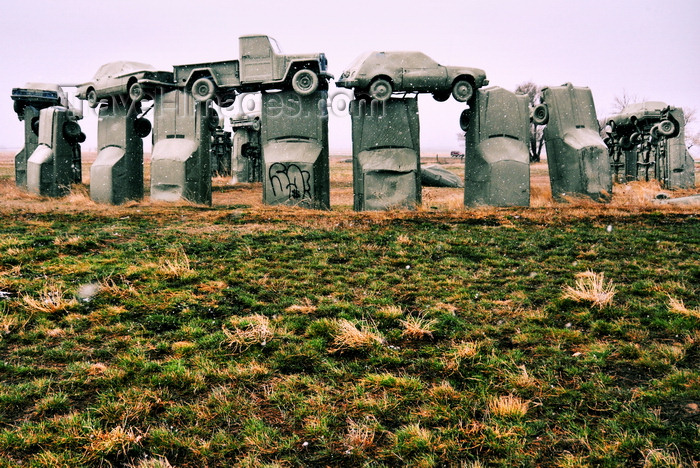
76,61,174,108
336,51,488,102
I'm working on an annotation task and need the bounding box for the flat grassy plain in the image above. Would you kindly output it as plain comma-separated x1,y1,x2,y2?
0,153,698,467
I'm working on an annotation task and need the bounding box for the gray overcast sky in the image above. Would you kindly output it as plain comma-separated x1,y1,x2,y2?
1,0,699,155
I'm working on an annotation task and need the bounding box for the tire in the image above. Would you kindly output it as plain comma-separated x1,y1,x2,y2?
192,77,216,102
207,108,221,130
657,119,676,137
433,91,450,102
129,82,145,103
459,109,470,132
86,89,99,108
532,104,549,125
619,135,632,150
251,117,261,132
630,132,642,144
63,121,82,142
451,80,473,102
31,117,40,136
133,117,152,138
369,78,392,102
13,101,25,116
291,69,319,96
220,93,236,109
78,132,86,143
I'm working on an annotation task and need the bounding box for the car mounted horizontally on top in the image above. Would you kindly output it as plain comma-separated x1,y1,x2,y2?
336,51,488,102
175,35,333,105
76,61,175,108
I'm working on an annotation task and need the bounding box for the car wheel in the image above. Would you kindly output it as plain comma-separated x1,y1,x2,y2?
251,117,261,132
459,109,470,132
220,93,236,109
451,80,473,102
619,135,632,150
291,69,319,96
532,104,549,125
129,82,145,103
433,91,450,102
369,78,392,102
31,117,40,136
13,101,25,116
133,117,152,138
86,89,99,108
63,121,82,142
657,119,676,137
192,77,216,102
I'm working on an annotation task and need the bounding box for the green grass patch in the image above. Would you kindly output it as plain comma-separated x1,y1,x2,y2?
0,206,698,466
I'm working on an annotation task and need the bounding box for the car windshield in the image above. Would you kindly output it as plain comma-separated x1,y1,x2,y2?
269,37,282,54
344,52,373,73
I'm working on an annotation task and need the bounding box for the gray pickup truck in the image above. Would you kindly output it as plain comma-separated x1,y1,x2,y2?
175,35,333,103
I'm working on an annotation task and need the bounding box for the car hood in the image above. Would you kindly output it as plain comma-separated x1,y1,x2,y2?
445,66,488,86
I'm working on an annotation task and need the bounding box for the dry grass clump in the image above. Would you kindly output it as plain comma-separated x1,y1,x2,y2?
329,319,383,353
159,244,195,279
453,341,480,359
488,394,529,418
23,283,78,314
376,305,404,320
84,425,143,461
399,315,436,340
222,314,275,352
668,296,700,319
510,365,538,389
284,298,317,314
345,417,378,454
562,271,616,308
128,456,175,468
642,448,683,468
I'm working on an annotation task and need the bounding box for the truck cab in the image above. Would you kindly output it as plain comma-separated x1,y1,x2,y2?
178,35,332,103
238,35,331,93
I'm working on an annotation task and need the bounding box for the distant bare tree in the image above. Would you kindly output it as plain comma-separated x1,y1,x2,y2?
610,90,642,114
515,82,544,163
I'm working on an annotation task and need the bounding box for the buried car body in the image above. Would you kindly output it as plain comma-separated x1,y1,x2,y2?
76,61,174,108
336,51,488,102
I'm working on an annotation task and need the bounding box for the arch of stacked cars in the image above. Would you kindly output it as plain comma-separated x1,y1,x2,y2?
9,35,695,208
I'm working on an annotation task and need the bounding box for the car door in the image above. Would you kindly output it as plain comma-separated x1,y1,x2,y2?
400,53,447,92
240,36,273,83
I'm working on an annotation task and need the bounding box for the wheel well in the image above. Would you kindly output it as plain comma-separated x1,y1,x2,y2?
186,70,216,89
127,76,138,90
452,74,475,87
289,61,320,75
372,74,393,85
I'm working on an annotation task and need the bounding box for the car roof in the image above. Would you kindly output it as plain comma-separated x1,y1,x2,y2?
344,51,439,72
92,61,157,80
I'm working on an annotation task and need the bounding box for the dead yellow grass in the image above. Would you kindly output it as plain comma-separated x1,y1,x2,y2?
345,417,378,454
399,315,436,340
158,244,194,279
84,425,143,461
562,271,616,308
284,298,317,314
376,305,404,320
23,284,78,314
329,319,383,353
488,394,529,418
668,296,700,319
222,314,275,352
